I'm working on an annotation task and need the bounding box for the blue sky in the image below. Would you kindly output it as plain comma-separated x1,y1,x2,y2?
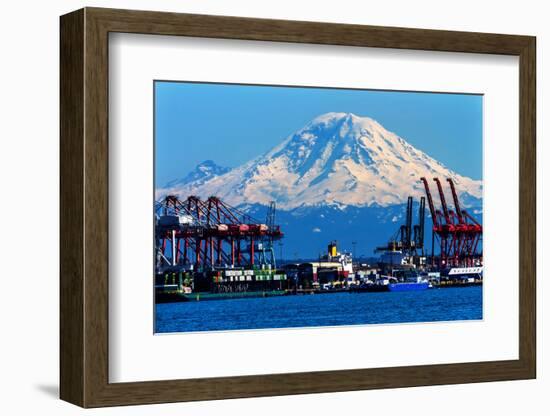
155,81,482,186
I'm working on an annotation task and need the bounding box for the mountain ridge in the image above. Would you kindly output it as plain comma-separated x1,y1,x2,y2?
158,112,482,210
163,159,231,189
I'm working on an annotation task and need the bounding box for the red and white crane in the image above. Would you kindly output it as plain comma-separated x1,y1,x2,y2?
155,195,283,273
420,177,482,268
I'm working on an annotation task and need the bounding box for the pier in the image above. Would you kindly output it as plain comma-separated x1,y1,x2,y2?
154,178,483,304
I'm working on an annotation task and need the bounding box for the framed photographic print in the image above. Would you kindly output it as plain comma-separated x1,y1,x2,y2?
60,7,536,407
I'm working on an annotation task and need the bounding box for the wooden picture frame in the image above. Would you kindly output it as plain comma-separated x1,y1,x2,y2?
60,7,536,408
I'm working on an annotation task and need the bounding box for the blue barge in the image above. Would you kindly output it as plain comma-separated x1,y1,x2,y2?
351,269,431,292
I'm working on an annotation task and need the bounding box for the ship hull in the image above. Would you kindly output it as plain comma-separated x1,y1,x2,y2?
387,282,430,292
351,281,430,293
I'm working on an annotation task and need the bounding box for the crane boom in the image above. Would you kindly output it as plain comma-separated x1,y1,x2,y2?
420,177,438,227
406,196,413,245
433,178,451,224
266,201,276,229
418,196,425,247
446,178,464,224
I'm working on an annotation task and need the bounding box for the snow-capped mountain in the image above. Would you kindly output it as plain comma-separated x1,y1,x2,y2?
158,112,482,210
163,160,231,188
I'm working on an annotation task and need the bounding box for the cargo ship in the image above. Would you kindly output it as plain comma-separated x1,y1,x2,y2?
155,267,289,303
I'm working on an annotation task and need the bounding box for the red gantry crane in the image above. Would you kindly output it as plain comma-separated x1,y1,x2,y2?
155,195,283,273
420,177,482,268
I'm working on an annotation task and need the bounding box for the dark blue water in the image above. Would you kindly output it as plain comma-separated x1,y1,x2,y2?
155,286,482,333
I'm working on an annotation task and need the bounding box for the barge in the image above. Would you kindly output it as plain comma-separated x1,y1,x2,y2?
351,269,430,293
